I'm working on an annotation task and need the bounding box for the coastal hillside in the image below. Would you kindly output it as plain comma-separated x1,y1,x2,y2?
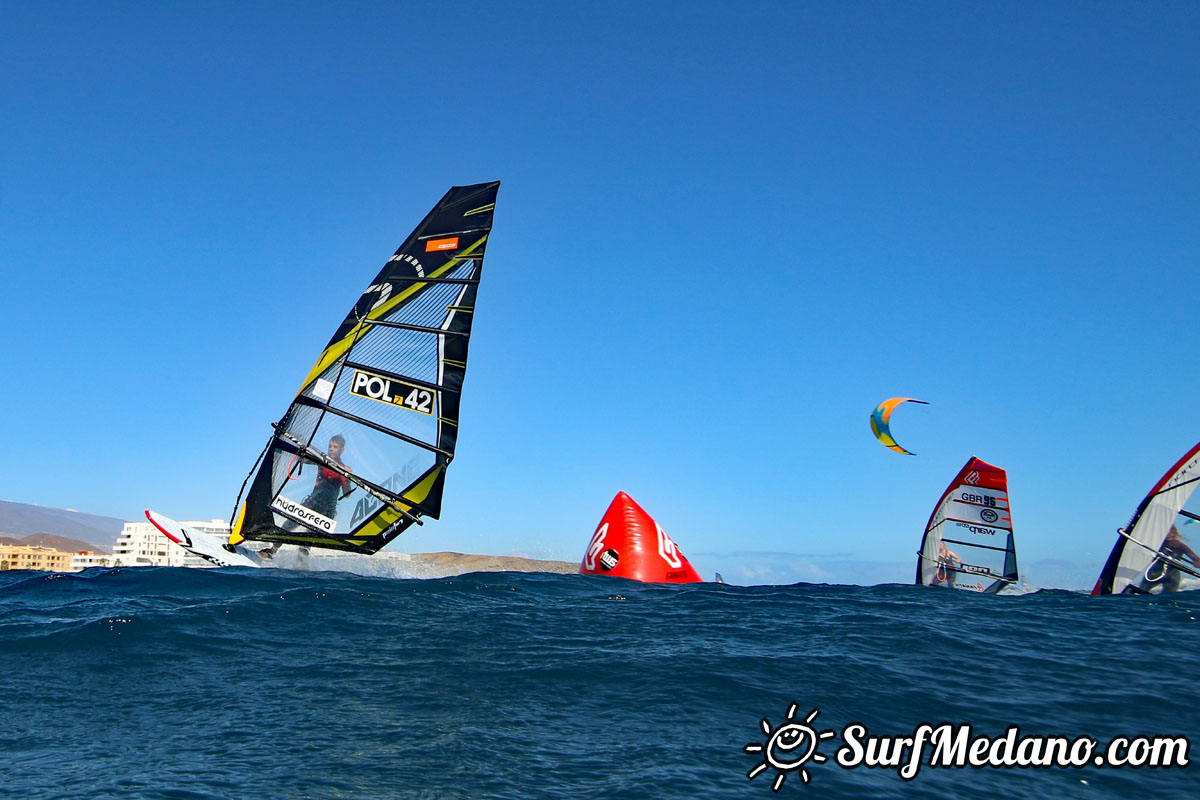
409,552,577,576
0,500,124,550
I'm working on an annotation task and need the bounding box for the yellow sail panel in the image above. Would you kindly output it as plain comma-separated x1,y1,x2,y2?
229,502,248,546
351,467,444,541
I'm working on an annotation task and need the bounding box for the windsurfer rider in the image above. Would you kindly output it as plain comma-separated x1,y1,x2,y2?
934,541,962,587
261,434,354,558
1146,526,1200,592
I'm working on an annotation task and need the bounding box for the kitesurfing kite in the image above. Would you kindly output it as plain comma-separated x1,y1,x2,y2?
870,397,929,455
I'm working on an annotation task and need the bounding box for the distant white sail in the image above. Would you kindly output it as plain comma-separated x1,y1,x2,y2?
917,456,1018,594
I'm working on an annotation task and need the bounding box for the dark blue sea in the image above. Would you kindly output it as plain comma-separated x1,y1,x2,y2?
1,567,1196,799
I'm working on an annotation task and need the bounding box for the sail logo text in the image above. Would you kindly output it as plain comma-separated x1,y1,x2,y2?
600,549,619,571
387,252,426,278
951,521,998,536
365,283,392,311
350,462,422,527
744,707,1190,791
271,497,335,532
350,370,434,415
424,236,459,252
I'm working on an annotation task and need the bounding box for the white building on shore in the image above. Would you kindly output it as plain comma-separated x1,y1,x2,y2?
71,551,113,570
109,518,230,568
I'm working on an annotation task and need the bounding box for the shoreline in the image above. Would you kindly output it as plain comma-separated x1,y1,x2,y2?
405,552,577,577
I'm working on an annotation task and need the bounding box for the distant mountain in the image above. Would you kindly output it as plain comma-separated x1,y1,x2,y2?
0,500,125,551
0,533,108,554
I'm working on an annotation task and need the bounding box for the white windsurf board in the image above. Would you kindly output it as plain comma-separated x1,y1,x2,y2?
145,510,264,568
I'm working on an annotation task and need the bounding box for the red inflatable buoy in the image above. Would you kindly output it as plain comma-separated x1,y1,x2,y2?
579,491,702,583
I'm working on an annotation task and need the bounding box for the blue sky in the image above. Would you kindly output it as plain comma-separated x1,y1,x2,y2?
3,2,1198,589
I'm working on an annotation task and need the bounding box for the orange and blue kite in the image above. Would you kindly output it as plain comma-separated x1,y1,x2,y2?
870,397,929,455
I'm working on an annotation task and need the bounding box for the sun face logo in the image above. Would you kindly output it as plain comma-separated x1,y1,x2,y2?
745,704,837,791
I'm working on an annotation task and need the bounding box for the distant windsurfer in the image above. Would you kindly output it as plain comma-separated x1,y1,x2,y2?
1145,526,1200,592
934,541,962,587
261,434,354,558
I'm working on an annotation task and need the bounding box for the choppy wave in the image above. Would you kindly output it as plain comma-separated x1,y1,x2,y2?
2,567,1196,799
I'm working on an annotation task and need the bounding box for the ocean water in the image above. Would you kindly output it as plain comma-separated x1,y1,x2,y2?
1,567,1196,799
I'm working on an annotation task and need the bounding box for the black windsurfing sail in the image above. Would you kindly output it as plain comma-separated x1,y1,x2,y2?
916,456,1018,594
229,182,500,554
1093,440,1200,595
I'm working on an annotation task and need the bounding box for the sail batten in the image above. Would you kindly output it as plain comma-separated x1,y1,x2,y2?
416,227,491,239
1147,474,1200,501
295,400,455,458
362,319,472,336
230,181,500,555
941,538,1011,554
389,276,481,284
